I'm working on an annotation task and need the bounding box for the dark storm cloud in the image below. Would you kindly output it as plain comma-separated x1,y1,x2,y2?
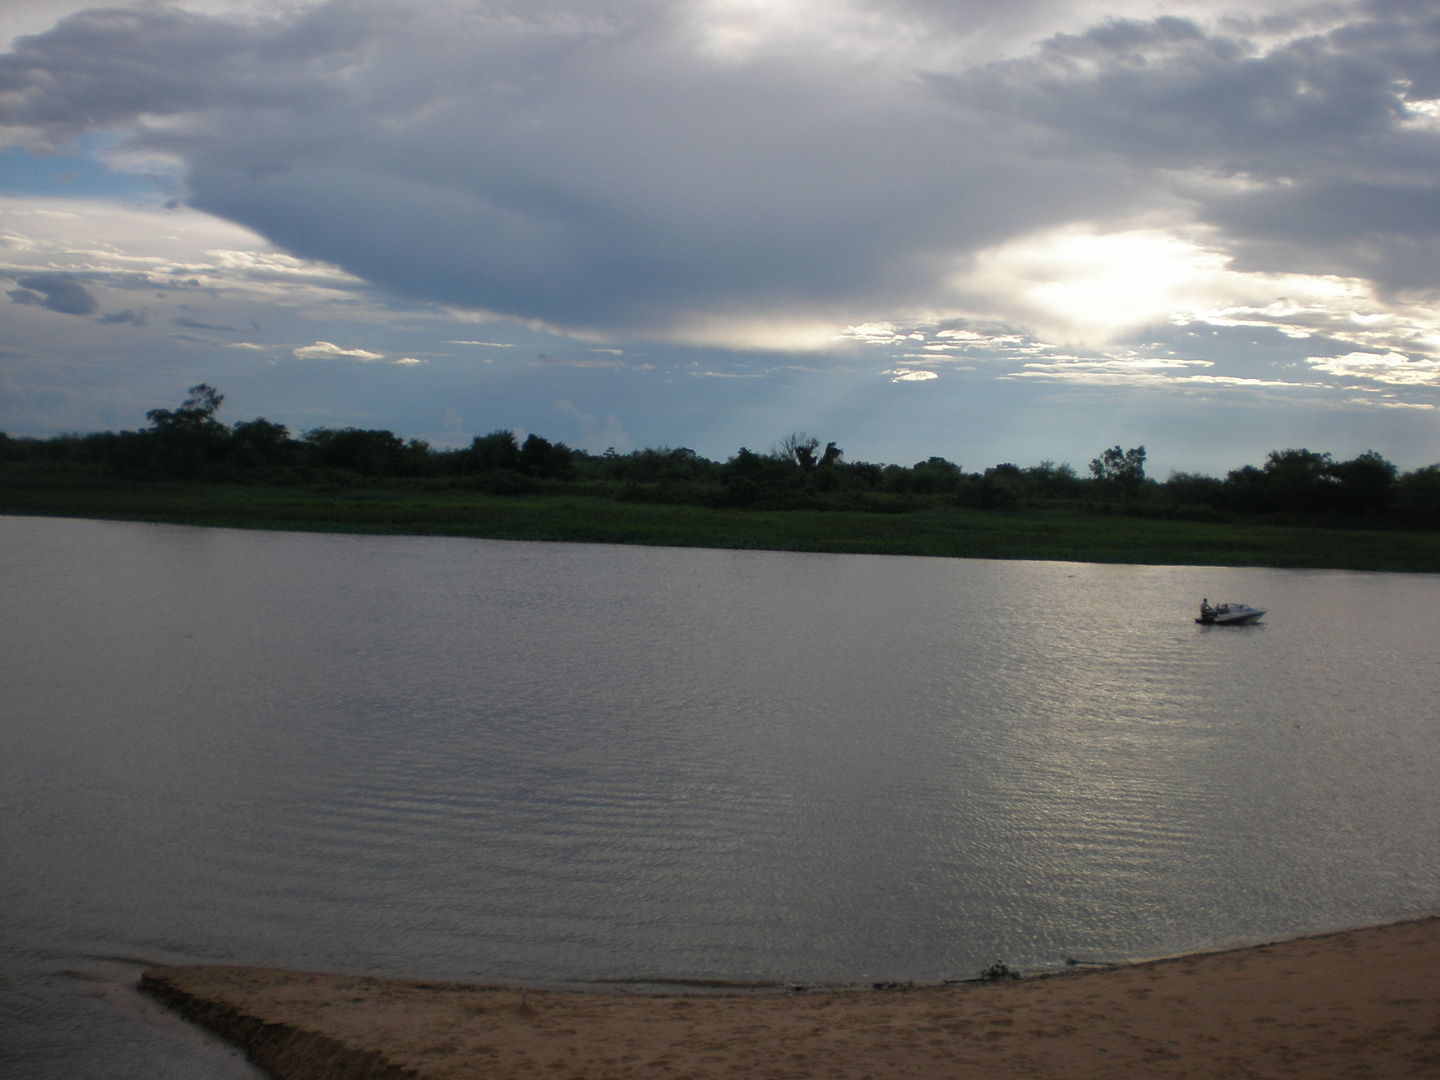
8,271,98,314
1205,179,1440,285
0,6,355,136
98,308,146,324
1,0,1437,333
172,316,239,331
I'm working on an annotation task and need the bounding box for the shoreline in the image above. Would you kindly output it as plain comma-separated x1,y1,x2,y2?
142,915,1440,1080
6,503,1440,573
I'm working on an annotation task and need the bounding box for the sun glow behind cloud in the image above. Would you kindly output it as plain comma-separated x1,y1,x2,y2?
951,228,1232,343
944,226,1435,358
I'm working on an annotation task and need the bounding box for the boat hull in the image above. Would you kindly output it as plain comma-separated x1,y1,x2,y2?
1196,605,1265,626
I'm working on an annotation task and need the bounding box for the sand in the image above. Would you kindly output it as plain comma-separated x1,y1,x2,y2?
142,916,1440,1080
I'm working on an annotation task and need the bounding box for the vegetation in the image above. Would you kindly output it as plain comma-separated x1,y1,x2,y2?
4,384,1440,572
977,960,1022,983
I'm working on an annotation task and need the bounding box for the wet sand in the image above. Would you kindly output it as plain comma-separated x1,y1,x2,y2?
142,916,1440,1080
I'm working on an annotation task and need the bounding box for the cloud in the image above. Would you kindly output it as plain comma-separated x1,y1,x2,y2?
173,316,239,331
293,340,385,361
1008,359,1319,390
954,7,1440,291
0,197,375,318
5,0,1434,352
0,0,1438,433
97,307,146,324
555,398,633,452
8,271,97,314
531,352,625,369
1308,351,1440,386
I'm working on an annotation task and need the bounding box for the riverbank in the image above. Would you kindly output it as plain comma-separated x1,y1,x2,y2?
5,481,1440,570
142,916,1440,1080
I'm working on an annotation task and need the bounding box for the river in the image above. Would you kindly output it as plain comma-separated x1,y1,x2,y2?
3,515,1438,1077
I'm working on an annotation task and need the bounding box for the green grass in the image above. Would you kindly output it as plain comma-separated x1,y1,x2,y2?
4,479,1439,571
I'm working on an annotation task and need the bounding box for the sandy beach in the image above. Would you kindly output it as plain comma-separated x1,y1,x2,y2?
141,916,1440,1079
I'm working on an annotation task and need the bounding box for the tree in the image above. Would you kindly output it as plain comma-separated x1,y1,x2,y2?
910,456,963,494
143,383,230,476
1262,448,1335,515
720,446,799,505
1397,464,1440,527
1329,451,1396,517
517,433,575,478
1090,445,1146,502
146,383,225,433
1165,471,1224,508
304,427,410,475
1027,460,1080,498
1222,463,1269,513
469,430,520,472
230,418,294,468
778,432,821,471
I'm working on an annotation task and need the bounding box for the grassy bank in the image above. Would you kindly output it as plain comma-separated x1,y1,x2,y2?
4,478,1439,571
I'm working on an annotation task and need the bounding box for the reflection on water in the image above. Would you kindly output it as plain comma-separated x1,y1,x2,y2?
2,516,1438,1077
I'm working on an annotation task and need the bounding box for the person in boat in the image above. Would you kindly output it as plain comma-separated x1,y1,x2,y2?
1200,598,1213,619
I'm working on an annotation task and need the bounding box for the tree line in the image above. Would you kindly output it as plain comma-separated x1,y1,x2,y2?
4,384,1440,528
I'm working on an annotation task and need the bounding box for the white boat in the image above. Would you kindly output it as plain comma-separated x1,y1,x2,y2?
1196,600,1265,626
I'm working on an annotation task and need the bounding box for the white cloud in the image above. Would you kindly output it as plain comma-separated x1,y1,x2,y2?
293,341,385,361
1009,362,1320,390
1307,352,1440,387
0,196,369,310
842,322,926,346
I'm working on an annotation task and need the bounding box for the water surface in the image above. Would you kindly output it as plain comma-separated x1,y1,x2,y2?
3,516,1438,1077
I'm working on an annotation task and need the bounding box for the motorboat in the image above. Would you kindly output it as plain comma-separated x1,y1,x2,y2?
1196,600,1265,626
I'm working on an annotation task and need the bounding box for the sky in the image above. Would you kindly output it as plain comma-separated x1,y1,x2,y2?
2,0,1438,476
